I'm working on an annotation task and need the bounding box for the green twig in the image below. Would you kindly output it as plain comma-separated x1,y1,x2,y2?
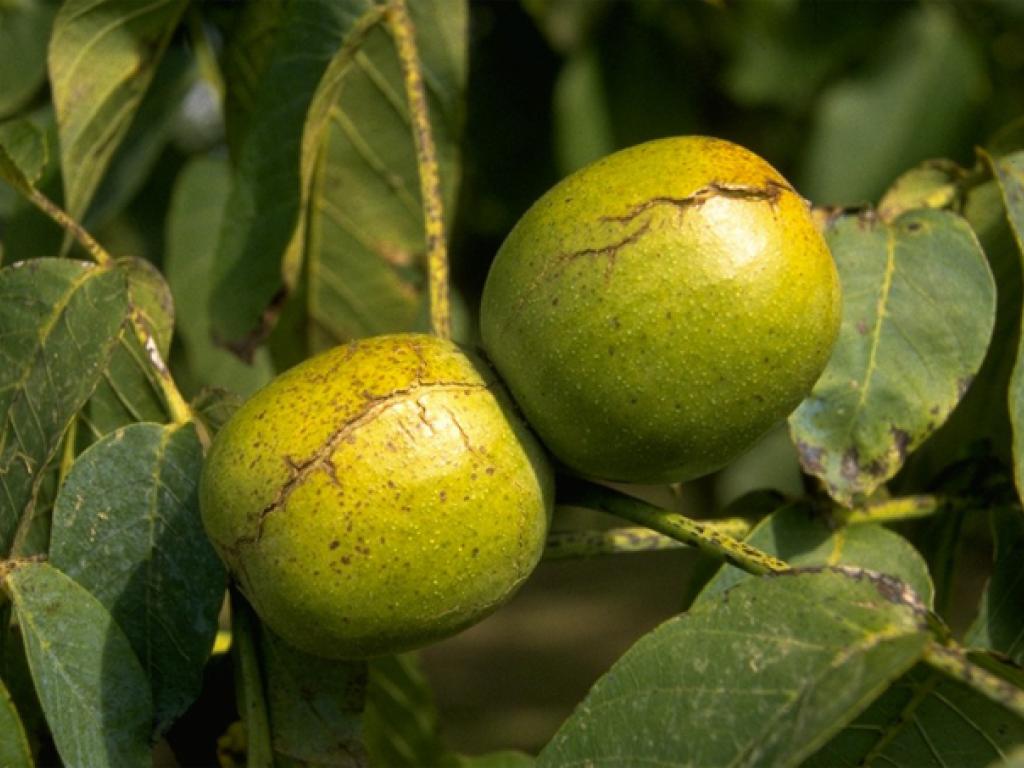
544,519,752,561
386,0,450,339
21,184,112,267
923,642,1024,721
15,176,203,443
558,479,788,575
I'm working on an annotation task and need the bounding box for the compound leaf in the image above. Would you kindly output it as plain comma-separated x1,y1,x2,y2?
209,0,375,351
50,421,224,736
790,209,995,506
6,561,152,768
0,258,128,556
293,0,466,349
48,0,187,223
538,569,931,768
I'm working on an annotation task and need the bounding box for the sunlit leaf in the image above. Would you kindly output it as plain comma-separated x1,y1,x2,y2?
7,562,153,768
50,422,224,735
790,209,995,506
0,259,128,555
48,0,188,222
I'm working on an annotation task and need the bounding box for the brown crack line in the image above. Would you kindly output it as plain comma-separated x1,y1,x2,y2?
600,179,793,224
233,380,492,547
507,220,651,318
504,179,794,322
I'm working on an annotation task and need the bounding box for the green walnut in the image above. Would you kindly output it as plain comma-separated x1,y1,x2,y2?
200,334,553,659
481,136,841,483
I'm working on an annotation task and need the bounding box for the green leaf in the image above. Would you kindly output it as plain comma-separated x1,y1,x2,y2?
0,674,33,768
877,159,963,221
47,0,188,223
364,654,450,768
901,174,1024,482
189,388,242,438
281,0,468,349
800,6,985,204
164,155,273,396
84,46,195,230
695,502,934,608
0,0,55,119
78,258,173,446
965,507,1024,665
0,259,128,555
789,209,996,506
6,561,153,768
209,0,375,349
0,118,48,191
262,628,367,766
50,422,224,735
220,0,288,156
230,594,273,768
538,569,932,768
805,662,1024,767
990,151,1024,504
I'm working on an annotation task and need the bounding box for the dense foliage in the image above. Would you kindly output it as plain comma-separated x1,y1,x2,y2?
2,1,1024,766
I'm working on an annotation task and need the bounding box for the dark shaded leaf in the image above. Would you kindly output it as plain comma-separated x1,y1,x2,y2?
805,662,1024,767
262,628,367,767
364,654,449,768
7,561,152,768
789,209,995,506
0,674,33,768
989,151,1024,504
164,155,273,396
696,502,934,608
538,569,931,768
966,507,1024,665
0,119,48,191
0,0,55,119
0,259,128,555
209,0,375,348
220,0,287,156
50,422,224,735
48,0,188,222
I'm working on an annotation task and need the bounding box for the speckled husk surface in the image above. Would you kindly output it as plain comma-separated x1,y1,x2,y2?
200,334,553,659
481,136,842,483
